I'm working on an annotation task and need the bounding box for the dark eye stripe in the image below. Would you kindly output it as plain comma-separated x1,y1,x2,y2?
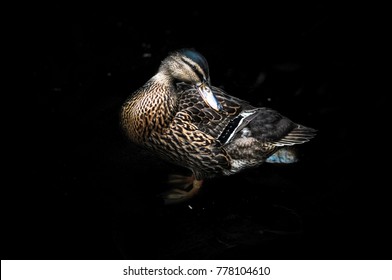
181,57,205,82
180,49,209,76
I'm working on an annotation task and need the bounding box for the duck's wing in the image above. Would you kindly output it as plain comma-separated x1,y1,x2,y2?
246,107,317,146
178,85,254,139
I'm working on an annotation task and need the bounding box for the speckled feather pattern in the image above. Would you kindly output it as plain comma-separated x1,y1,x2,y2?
175,85,316,176
120,49,316,180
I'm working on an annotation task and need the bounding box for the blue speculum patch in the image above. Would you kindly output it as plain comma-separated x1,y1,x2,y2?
266,149,298,164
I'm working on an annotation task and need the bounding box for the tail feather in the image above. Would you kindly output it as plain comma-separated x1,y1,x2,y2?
273,125,317,147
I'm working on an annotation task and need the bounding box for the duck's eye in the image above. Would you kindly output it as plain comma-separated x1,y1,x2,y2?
190,65,205,82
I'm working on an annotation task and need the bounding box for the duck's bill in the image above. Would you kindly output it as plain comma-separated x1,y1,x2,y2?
197,84,223,111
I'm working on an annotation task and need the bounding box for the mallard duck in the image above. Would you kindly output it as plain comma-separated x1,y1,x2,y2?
120,48,316,205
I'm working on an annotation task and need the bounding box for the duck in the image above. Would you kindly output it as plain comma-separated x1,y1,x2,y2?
120,48,316,205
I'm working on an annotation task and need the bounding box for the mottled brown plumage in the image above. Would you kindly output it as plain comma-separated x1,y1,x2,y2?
120,49,316,204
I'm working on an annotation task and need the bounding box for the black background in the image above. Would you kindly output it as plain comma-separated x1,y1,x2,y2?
4,4,389,260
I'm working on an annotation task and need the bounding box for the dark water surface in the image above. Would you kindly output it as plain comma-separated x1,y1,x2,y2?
5,4,388,260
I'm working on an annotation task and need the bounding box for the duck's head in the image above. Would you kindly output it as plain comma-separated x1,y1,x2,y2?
159,48,223,111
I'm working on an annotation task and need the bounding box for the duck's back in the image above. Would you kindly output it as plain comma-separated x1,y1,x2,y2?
178,85,254,140
177,85,316,175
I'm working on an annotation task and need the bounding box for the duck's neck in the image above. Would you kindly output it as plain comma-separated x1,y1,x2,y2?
141,73,178,131
150,72,178,107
